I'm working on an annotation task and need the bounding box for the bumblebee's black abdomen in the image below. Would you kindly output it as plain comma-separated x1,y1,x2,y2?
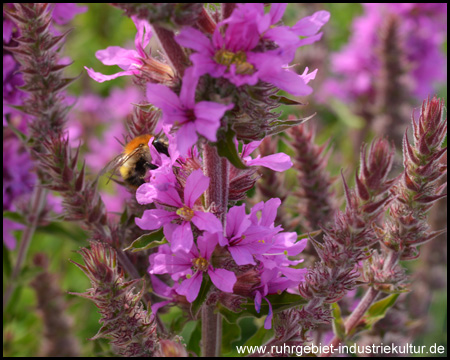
126,157,158,188
153,139,169,157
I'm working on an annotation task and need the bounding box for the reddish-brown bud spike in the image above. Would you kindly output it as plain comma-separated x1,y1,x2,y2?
62,163,73,184
3,8,28,26
43,29,73,52
355,173,371,201
50,62,74,74
53,76,81,93
413,193,447,205
3,45,33,57
403,132,420,165
360,144,370,180
361,195,391,216
403,171,419,192
341,170,353,208
35,16,53,35
75,161,86,192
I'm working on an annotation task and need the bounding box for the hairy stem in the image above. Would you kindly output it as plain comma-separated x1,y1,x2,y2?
202,143,228,356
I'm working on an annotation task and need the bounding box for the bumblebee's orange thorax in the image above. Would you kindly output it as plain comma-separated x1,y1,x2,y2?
123,134,152,155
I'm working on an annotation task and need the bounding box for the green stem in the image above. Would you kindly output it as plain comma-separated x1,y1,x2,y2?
3,185,47,311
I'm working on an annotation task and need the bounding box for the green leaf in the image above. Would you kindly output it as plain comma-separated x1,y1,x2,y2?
37,222,87,244
3,211,26,225
222,319,242,353
179,320,198,345
216,127,247,170
351,293,400,336
190,277,212,318
218,292,307,323
330,98,366,129
270,95,305,106
3,243,12,278
242,323,273,348
266,114,315,136
331,302,345,341
187,319,202,356
124,228,166,252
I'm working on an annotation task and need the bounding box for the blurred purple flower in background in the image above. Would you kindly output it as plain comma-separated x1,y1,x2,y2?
51,3,87,25
324,3,447,102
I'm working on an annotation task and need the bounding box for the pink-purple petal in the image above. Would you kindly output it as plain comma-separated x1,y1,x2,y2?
226,204,251,238
146,83,183,114
176,27,214,54
179,67,199,109
135,209,177,230
175,122,198,156
208,268,237,293
184,169,209,208
96,46,140,69
170,221,194,253
176,271,203,303
292,10,330,36
192,211,223,234
194,101,233,142
246,153,293,172
84,67,138,83
228,245,256,265
197,232,219,260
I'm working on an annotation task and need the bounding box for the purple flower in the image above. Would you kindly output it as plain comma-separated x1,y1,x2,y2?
241,140,293,171
175,4,329,96
148,275,180,314
254,267,301,329
323,3,447,102
85,16,174,84
85,16,152,82
3,218,24,250
51,3,87,25
146,67,233,155
150,232,237,303
135,169,222,253
218,204,274,265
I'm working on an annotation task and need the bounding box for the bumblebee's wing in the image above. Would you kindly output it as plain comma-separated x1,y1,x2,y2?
97,148,141,184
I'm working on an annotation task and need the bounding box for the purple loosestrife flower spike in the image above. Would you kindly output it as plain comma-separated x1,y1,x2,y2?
70,242,159,357
294,138,396,343
287,124,336,231
383,97,447,259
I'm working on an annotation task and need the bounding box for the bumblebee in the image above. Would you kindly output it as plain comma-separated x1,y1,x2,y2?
101,134,169,189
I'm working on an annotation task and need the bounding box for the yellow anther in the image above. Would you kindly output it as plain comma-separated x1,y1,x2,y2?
186,274,192,279
192,257,209,272
214,49,255,75
176,206,195,221
277,289,282,295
